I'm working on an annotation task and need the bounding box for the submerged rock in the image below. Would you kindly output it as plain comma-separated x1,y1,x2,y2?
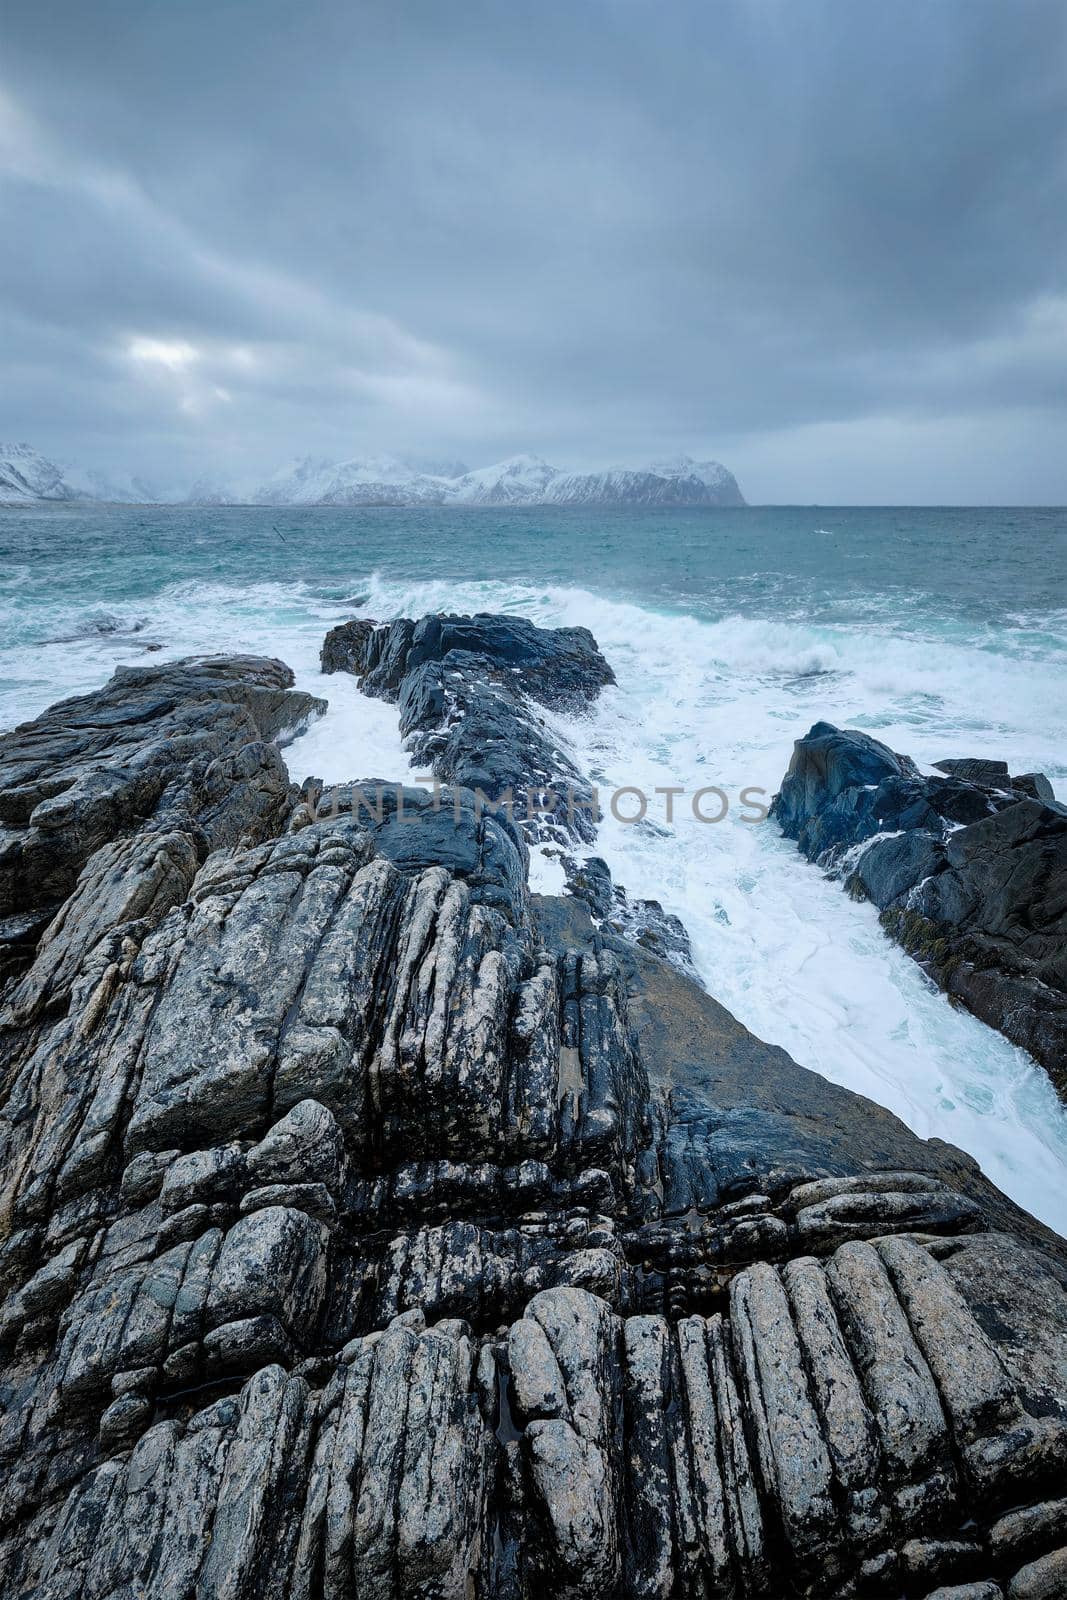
0,654,1065,1599
773,720,1067,1095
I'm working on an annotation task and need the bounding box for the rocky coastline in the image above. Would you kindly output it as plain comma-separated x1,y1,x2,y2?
1,619,1066,1600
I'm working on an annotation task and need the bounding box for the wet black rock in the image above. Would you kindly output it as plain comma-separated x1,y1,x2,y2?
322,614,696,978
321,612,614,843
1,662,1066,1599
773,721,1067,1095
321,612,615,707
559,851,697,974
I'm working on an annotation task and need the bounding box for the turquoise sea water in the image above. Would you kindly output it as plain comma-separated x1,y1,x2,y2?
3,502,1067,1229
3,502,1067,649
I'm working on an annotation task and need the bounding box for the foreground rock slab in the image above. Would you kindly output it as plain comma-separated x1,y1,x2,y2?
0,652,1065,1599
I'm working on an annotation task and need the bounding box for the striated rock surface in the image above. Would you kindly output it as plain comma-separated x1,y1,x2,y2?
0,655,324,995
773,721,1067,1094
1,645,1066,1599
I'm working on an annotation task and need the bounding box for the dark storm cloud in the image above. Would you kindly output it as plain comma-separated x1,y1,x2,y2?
1,0,1066,500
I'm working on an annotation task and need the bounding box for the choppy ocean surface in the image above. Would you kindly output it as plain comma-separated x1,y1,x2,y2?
3,502,1066,1230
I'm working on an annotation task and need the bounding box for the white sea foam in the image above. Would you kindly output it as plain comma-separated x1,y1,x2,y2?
4,569,1066,1232
545,592,1067,1232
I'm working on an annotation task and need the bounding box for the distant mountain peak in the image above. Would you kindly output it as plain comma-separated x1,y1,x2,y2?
0,442,164,505
0,442,79,505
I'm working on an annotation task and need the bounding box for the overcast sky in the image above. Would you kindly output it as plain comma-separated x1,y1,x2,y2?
2,0,1066,502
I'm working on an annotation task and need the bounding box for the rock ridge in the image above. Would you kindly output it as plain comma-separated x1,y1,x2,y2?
320,611,694,968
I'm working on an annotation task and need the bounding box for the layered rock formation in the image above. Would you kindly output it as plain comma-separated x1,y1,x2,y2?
0,656,324,991
1,639,1066,1600
773,722,1067,1096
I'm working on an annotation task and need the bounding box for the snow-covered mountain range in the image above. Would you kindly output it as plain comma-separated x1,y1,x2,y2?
1,442,744,508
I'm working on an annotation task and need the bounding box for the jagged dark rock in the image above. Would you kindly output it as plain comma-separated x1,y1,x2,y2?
0,653,1065,1599
320,612,614,844
321,613,616,705
559,851,697,974
320,613,694,974
773,721,1067,1096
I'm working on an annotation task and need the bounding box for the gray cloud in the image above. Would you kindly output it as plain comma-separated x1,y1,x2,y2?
2,0,1066,501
